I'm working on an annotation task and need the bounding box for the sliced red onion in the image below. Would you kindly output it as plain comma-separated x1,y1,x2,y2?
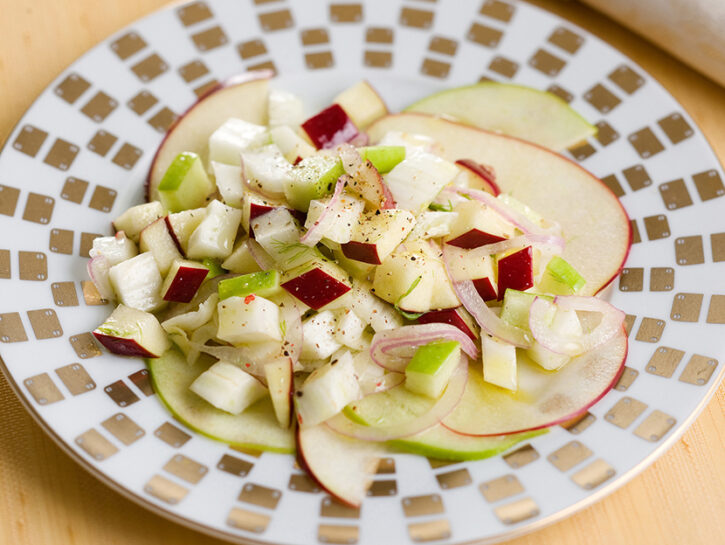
529,295,625,356
325,357,468,441
370,323,479,372
245,239,276,270
467,234,565,258
300,175,347,246
442,244,533,348
338,144,395,209
359,372,405,396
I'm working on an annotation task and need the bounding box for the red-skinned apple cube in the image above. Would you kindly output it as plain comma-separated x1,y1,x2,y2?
301,104,360,150
446,229,507,249
416,308,477,341
497,246,533,298
281,262,351,310
93,304,170,358
472,277,498,301
161,260,209,303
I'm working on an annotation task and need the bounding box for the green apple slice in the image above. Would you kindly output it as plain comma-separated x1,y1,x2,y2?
157,152,214,212
218,270,281,300
147,349,294,453
405,340,461,398
359,145,406,173
404,82,596,151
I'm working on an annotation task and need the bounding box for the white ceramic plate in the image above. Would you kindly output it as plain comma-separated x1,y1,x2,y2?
1,1,723,543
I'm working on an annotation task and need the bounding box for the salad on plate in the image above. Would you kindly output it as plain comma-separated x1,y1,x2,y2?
86,72,631,507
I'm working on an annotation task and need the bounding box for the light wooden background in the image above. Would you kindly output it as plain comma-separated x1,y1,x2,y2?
1,1,724,544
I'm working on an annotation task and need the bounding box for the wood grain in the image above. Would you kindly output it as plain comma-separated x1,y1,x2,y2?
1,1,724,544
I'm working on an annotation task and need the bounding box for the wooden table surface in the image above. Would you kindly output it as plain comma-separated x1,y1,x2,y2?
1,1,724,544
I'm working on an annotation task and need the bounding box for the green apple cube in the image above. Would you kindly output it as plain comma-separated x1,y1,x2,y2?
359,145,406,173
500,289,553,330
405,340,461,398
202,258,227,279
218,270,281,300
284,155,344,211
158,152,214,213
537,256,586,295
481,335,517,391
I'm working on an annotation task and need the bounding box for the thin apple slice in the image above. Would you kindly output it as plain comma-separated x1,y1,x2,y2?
265,357,293,428
405,82,596,151
147,71,272,202
442,331,627,436
297,424,382,508
368,114,631,295
148,349,294,453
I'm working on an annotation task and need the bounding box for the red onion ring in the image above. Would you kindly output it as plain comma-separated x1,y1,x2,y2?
300,175,347,246
338,144,395,209
467,234,565,258
245,238,276,270
359,373,405,396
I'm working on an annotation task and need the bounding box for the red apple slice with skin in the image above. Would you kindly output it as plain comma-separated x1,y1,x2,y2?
161,259,209,303
368,114,631,295
147,71,273,202
296,423,383,508
139,217,183,275
93,304,170,358
416,307,478,341
497,246,534,298
301,103,360,150
442,331,627,436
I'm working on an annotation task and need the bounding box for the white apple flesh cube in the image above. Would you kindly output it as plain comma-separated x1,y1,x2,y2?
217,294,282,345
139,217,183,275
157,152,214,212
341,209,416,264
281,260,352,311
333,80,388,129
445,200,516,248
348,281,403,332
242,144,293,197
268,89,305,128
113,201,165,242
296,351,362,427
270,125,316,164
187,199,242,260
384,151,458,213
160,259,209,303
407,211,457,241
90,231,138,264
212,162,244,208
334,309,368,350
301,310,341,360
165,207,206,255
189,361,268,415
109,252,164,312
481,334,517,391
208,118,268,166
87,257,115,301
253,208,317,269
305,194,365,244
222,239,263,274
93,304,170,358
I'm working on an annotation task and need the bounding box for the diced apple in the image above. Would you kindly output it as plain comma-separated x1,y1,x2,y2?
87,257,115,301
222,239,263,274
537,256,586,295
157,152,214,212
497,246,534,297
270,125,316,164
93,304,170,358
444,200,516,248
525,305,582,371
242,144,294,198
301,311,341,360
252,208,318,269
208,118,268,166
108,252,164,312
241,191,287,234
348,281,403,332
358,145,405,173
217,294,281,345
454,159,501,196
190,361,267,415
405,340,460,398
445,244,498,301
334,309,368,351
218,270,280,300
301,104,360,150
113,201,165,242
305,193,365,244
341,209,415,264
407,211,456,241
296,351,362,427
332,248,375,281
264,357,293,427
384,151,458,213
333,81,388,129
500,289,541,329
160,259,209,303
202,258,226,279
165,207,206,255
284,155,344,211
281,259,352,310
268,88,305,128
187,200,242,260
416,308,478,341
89,231,138,265
212,161,244,208
481,335,517,391
139,217,183,275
